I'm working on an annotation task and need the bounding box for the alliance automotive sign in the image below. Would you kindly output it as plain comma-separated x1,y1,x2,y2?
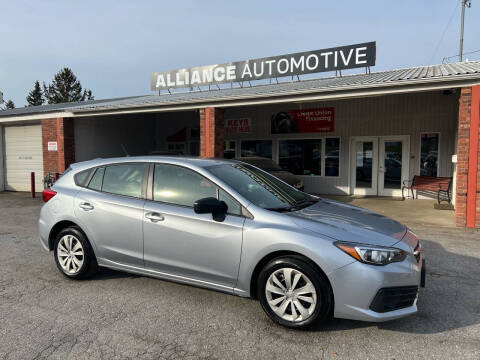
151,41,376,90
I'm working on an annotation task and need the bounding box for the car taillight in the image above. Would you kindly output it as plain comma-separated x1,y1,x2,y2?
42,189,57,202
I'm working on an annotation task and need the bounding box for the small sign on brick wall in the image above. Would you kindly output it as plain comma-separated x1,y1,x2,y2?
47,141,58,151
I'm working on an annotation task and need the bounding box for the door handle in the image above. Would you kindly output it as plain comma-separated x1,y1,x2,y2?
79,202,94,211
145,212,164,223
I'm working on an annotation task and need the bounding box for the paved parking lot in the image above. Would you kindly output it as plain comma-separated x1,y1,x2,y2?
1,192,479,360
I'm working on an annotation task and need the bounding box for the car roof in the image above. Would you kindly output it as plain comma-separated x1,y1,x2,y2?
70,156,240,171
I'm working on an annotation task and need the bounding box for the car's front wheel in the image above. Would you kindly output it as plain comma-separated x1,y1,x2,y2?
258,256,332,328
54,227,98,279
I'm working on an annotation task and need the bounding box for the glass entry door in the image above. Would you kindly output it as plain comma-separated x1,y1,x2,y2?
352,137,378,196
378,136,409,197
351,136,409,197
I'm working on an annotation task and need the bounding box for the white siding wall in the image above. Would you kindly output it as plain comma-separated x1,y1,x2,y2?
224,91,459,195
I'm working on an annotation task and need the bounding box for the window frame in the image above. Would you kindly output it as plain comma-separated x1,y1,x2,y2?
77,162,149,200
276,136,341,178
239,139,274,159
419,132,440,177
147,162,246,217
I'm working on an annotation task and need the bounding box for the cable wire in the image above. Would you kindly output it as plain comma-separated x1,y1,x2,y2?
429,0,461,64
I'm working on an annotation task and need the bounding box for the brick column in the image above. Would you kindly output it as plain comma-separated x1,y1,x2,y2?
199,107,224,158
41,117,75,175
455,86,480,228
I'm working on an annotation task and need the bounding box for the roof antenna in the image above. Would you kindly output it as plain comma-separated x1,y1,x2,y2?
120,144,130,157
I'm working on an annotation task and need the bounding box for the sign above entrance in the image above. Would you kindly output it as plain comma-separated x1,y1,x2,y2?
271,108,334,134
151,42,376,90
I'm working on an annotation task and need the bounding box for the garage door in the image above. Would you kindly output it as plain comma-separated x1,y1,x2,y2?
4,125,44,191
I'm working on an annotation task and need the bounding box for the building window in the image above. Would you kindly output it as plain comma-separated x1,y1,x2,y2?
224,140,236,159
240,140,272,158
325,138,340,176
278,139,322,176
420,133,439,177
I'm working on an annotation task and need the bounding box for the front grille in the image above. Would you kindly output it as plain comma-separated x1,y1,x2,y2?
369,286,418,313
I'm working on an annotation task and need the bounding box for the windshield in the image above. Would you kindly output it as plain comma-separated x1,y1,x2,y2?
238,158,283,172
207,163,315,211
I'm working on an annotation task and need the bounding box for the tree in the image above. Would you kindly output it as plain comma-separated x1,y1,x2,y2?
83,89,94,101
42,67,93,104
26,80,44,106
3,100,15,110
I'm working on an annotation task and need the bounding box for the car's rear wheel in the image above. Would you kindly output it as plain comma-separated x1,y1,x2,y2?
54,227,98,279
257,256,332,329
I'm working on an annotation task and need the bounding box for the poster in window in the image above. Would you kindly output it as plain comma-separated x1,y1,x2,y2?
271,108,334,134
225,118,252,135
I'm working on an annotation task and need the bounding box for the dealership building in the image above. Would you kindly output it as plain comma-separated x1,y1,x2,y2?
1,42,480,228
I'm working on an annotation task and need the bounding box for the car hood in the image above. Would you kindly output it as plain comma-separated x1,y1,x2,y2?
286,198,406,247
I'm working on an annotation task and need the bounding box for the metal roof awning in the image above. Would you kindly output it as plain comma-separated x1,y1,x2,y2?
1,61,480,122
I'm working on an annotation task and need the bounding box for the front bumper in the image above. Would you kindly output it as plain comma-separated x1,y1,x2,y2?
329,255,423,322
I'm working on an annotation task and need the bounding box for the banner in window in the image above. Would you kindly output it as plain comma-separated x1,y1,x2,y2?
225,118,252,134
271,108,334,134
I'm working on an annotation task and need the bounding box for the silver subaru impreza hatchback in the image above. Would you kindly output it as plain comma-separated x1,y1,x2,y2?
39,156,425,328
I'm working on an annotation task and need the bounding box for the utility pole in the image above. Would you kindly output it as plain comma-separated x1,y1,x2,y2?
459,0,472,62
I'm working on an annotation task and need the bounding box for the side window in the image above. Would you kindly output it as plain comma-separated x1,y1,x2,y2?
87,167,105,191
218,189,242,216
154,164,216,207
102,163,147,198
74,169,93,187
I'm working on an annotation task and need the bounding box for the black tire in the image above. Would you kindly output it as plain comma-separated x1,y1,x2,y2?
53,226,98,280
257,256,332,329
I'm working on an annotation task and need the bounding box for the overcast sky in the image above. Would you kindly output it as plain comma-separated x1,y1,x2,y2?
1,0,479,106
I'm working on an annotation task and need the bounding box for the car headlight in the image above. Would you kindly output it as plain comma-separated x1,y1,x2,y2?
334,241,407,266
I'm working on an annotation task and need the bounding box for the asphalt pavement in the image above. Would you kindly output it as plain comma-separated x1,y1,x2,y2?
0,192,479,359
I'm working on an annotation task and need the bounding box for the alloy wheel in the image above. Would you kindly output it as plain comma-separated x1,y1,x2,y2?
57,234,85,274
265,267,318,323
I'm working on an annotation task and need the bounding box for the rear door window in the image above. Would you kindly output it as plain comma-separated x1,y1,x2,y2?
101,163,148,198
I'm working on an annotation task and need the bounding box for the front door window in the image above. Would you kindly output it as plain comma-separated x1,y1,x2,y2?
352,136,409,197
382,141,403,190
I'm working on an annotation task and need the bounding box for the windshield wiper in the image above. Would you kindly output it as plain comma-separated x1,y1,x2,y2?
266,206,294,212
291,199,318,210
267,199,318,213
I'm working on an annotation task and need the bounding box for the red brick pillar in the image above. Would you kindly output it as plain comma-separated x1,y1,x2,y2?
455,86,480,228
199,107,224,158
41,117,75,175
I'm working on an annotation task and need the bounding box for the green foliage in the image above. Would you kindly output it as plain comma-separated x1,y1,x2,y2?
42,67,94,104
1,99,15,110
26,80,44,106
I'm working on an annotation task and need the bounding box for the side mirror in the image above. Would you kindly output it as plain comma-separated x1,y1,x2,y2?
194,197,228,222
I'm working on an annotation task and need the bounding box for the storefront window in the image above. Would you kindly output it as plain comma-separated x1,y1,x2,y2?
325,138,340,176
224,140,236,159
278,139,322,176
420,133,439,177
240,140,272,158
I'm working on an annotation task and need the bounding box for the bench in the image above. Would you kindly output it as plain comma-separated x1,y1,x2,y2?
402,175,452,203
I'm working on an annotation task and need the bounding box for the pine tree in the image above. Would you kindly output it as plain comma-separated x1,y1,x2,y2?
4,100,15,109
26,81,44,106
83,89,94,101
42,68,94,104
